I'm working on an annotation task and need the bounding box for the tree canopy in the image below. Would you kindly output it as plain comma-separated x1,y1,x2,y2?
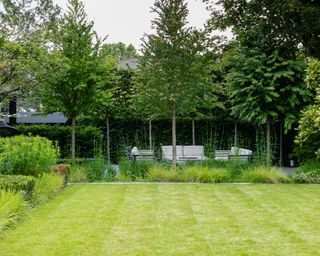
135,0,214,168
36,0,107,159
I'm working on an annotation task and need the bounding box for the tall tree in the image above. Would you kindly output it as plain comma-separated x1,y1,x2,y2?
88,43,139,163
37,0,105,160
135,0,212,169
295,58,320,162
226,46,310,165
0,0,60,104
205,0,320,58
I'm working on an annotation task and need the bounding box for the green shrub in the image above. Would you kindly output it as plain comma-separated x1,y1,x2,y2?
81,158,106,181
32,173,63,204
17,125,103,158
103,165,117,181
147,166,180,182
0,190,26,231
0,135,59,176
226,160,251,179
119,158,151,180
290,160,320,183
0,175,35,200
291,172,320,184
241,166,289,183
295,160,320,174
186,160,228,169
69,166,89,183
117,173,133,182
181,166,230,183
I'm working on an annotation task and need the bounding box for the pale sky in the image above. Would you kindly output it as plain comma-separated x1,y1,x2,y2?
53,0,211,50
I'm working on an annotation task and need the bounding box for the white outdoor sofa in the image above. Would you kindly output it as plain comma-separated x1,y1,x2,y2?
161,145,208,163
214,147,252,161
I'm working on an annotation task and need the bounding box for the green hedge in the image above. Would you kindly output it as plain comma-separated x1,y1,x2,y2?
16,125,104,159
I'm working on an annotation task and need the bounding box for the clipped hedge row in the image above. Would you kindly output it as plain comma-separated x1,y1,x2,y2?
16,125,103,159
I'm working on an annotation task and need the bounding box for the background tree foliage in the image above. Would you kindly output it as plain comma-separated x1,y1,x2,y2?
205,0,320,57
295,59,320,161
135,0,214,168
36,0,107,159
0,0,60,106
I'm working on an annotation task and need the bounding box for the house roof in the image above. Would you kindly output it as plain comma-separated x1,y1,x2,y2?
117,57,139,70
5,112,67,124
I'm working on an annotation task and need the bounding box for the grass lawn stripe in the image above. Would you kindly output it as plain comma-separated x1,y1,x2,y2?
192,185,263,255
101,184,159,255
154,185,212,255
1,184,320,255
237,185,320,246
0,185,127,256
224,185,319,255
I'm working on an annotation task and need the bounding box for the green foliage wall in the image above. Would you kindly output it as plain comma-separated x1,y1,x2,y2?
16,125,103,159
13,120,296,165
108,120,255,162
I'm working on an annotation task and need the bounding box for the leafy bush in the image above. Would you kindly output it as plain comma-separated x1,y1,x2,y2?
241,166,289,183
292,172,320,184
119,158,151,180
0,175,35,200
32,173,63,204
290,160,320,183
181,166,230,183
17,125,103,158
0,135,59,176
226,160,251,179
81,158,106,181
186,160,228,169
69,166,89,183
295,160,320,174
0,190,26,231
147,166,180,182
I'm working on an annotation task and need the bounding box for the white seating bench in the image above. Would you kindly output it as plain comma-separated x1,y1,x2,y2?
136,149,155,162
214,150,230,160
162,145,208,163
214,147,252,161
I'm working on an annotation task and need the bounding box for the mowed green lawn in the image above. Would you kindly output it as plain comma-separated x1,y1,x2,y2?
1,184,320,256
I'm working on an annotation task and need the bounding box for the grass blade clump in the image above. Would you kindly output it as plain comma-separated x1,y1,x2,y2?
0,190,26,232
242,166,289,183
181,166,230,183
147,166,180,182
32,173,63,204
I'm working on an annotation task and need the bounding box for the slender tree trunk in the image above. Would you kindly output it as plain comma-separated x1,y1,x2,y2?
279,120,283,167
106,116,110,164
72,116,76,161
149,120,152,150
172,106,177,170
192,117,195,145
266,119,271,166
9,97,17,125
234,121,238,147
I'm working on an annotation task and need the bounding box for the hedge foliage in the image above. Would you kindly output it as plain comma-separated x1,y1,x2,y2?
16,125,104,158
